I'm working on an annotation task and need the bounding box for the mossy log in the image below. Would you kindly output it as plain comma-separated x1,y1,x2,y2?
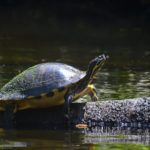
0,97,149,129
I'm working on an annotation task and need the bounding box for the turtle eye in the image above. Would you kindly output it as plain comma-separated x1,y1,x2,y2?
98,54,106,61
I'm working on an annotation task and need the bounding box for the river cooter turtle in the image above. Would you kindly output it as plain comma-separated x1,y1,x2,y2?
0,54,107,113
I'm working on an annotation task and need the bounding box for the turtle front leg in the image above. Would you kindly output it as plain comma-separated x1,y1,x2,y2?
87,85,98,101
64,95,73,119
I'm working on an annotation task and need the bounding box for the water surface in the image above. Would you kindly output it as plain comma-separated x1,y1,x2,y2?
0,127,149,150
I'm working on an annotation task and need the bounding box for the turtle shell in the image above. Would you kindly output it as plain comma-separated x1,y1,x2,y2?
0,63,85,100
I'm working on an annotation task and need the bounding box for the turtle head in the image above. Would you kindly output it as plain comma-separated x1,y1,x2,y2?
86,54,107,80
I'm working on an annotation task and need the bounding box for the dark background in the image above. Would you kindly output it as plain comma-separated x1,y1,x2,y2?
0,0,150,66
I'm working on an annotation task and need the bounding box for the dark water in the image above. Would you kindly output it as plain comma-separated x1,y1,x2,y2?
0,2,150,149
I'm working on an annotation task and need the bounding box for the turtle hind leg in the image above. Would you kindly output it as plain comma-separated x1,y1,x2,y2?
2,104,17,129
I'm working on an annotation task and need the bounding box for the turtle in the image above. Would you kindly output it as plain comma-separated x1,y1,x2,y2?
0,54,107,114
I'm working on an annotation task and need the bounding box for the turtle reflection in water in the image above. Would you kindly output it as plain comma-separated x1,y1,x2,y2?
0,54,107,116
